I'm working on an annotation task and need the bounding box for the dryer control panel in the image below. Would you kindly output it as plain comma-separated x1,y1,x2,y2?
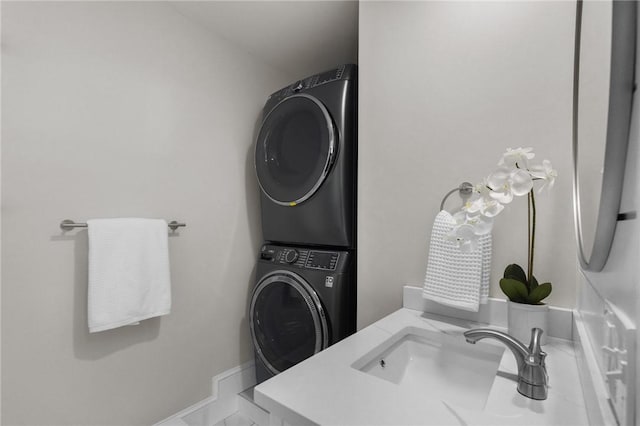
266,64,356,104
260,244,341,271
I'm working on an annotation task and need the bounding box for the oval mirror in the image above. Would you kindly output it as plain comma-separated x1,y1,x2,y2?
572,0,636,271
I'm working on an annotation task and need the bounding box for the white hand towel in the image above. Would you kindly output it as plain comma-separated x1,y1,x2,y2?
423,210,492,312
479,233,492,304
87,218,171,333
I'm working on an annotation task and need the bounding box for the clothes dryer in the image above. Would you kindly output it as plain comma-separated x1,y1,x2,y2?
255,64,357,248
250,243,356,384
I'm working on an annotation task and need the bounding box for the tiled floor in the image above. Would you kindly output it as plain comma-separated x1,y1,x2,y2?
213,411,256,426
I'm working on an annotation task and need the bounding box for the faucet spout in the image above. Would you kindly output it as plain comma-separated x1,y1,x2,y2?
464,328,530,372
463,327,548,400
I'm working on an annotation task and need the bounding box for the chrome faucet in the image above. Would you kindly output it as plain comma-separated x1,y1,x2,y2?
463,327,548,400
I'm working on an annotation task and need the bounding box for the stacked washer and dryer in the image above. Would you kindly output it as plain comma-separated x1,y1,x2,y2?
250,64,358,384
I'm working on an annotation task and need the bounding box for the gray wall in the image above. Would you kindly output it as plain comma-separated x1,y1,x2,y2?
1,2,287,424
357,1,577,328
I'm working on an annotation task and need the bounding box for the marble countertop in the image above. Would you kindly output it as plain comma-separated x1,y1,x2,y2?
254,308,588,425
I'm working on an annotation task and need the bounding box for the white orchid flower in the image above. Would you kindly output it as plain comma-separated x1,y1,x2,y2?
446,148,556,253
486,168,512,203
487,167,533,204
463,191,504,218
471,180,505,217
474,180,492,198
447,212,464,242
449,207,494,252
529,159,557,193
479,198,504,218
467,214,494,235
509,169,535,195
462,194,484,215
447,213,481,251
454,224,480,252
498,147,535,169
451,210,468,226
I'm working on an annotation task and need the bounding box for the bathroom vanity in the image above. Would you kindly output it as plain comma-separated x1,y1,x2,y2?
254,297,588,426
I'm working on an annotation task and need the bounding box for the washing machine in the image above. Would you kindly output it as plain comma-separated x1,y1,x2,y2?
254,64,357,248
250,243,356,383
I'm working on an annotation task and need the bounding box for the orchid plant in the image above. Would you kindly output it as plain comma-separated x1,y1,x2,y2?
449,147,557,305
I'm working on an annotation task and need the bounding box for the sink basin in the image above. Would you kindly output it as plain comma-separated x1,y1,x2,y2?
351,326,505,410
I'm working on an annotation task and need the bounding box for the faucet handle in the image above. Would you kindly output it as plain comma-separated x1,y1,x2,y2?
528,327,543,348
527,328,546,360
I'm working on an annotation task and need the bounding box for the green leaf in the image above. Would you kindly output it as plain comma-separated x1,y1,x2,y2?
527,282,552,304
504,264,527,284
529,275,539,292
500,278,529,303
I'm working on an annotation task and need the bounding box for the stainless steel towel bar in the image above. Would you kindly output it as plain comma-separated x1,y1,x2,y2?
440,182,474,211
60,219,186,231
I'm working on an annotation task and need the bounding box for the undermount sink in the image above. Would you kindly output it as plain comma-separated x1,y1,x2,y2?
351,326,505,410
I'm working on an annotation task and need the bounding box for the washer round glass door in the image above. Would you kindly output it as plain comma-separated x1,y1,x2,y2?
255,94,336,206
250,271,329,375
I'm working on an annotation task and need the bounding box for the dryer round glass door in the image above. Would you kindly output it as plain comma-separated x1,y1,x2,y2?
255,94,336,206
250,271,329,375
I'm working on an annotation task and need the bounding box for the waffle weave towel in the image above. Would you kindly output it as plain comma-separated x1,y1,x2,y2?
423,210,492,312
87,218,172,333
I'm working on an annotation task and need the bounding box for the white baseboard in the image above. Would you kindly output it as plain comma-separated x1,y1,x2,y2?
210,361,258,401
155,361,257,426
403,285,573,340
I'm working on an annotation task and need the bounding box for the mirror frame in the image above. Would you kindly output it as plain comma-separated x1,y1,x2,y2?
572,0,637,272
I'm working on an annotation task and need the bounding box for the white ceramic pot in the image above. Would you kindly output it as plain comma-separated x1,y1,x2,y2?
507,301,549,345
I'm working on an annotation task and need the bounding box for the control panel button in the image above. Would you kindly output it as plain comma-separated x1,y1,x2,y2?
284,249,299,264
260,248,275,261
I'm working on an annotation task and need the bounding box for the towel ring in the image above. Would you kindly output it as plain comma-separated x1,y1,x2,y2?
440,182,474,211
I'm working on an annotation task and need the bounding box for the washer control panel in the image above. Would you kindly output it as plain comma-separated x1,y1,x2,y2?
306,250,339,270
261,245,341,271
